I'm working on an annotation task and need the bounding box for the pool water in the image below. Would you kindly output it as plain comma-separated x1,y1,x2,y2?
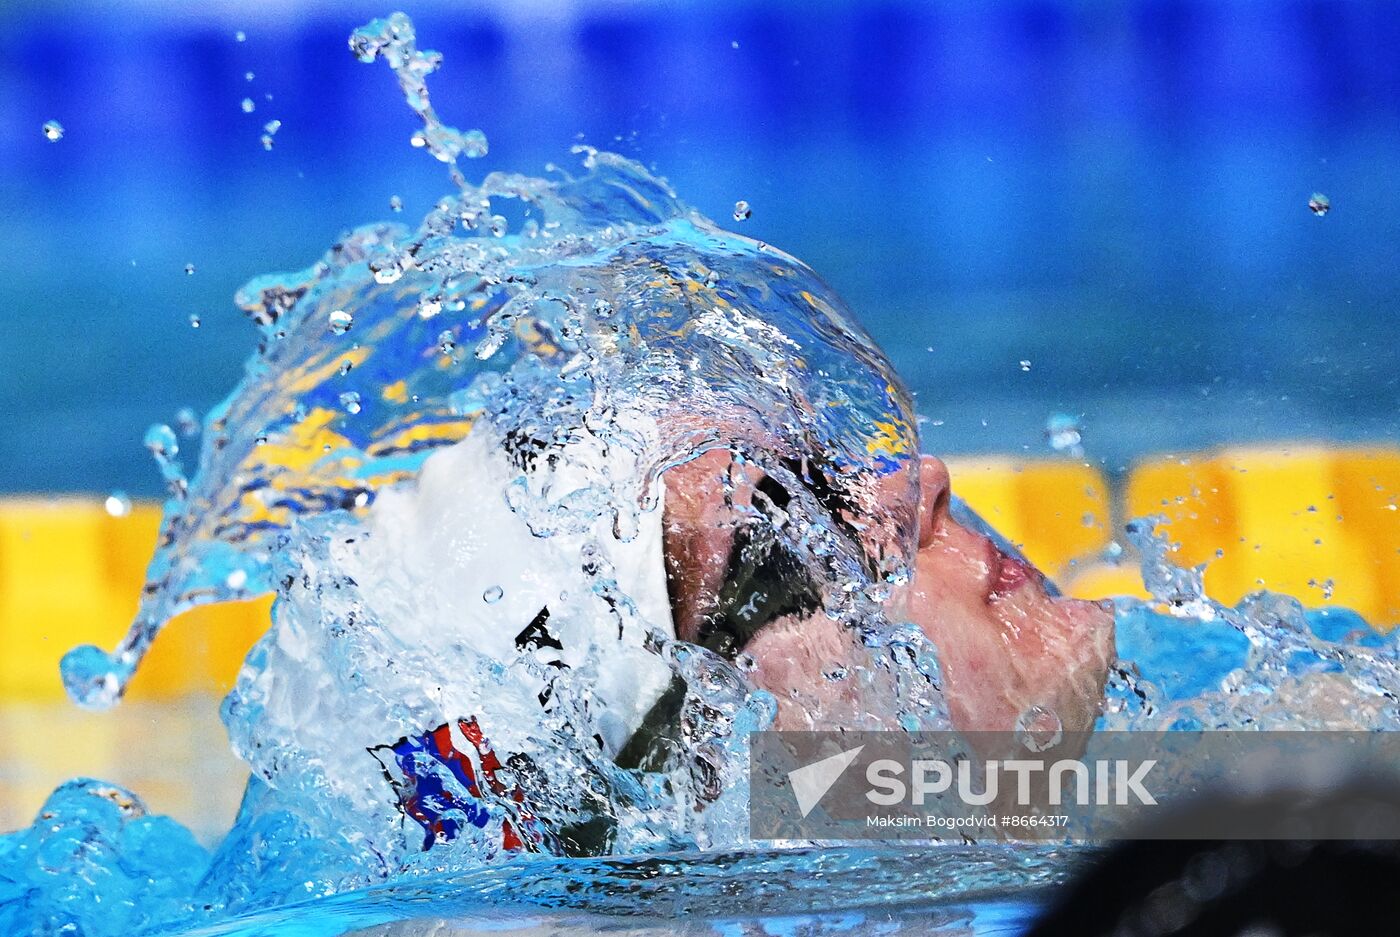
169,850,1051,937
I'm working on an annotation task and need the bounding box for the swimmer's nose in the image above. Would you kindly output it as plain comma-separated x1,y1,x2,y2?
918,454,951,549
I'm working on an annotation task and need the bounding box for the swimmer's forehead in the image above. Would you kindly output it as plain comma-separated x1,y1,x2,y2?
575,229,918,479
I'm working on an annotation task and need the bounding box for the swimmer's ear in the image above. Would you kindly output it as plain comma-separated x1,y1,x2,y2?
917,455,951,550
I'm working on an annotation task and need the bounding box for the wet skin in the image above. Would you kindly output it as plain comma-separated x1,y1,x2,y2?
662,451,1116,740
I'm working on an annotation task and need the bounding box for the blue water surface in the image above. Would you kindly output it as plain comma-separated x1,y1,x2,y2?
1113,600,1383,701
3,0,1400,494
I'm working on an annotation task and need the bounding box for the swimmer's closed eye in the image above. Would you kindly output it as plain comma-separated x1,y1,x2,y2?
624,470,829,777
694,457,860,658
696,510,822,656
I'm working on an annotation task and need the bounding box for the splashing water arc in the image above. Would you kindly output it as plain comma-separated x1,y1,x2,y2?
58,11,921,710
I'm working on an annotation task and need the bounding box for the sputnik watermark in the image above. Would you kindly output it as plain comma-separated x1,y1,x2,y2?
788,745,864,818
863,757,1156,808
750,731,1400,841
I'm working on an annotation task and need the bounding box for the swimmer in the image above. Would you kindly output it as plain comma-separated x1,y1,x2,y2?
362,410,1113,852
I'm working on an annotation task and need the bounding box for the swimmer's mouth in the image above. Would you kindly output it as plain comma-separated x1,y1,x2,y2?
985,540,1044,601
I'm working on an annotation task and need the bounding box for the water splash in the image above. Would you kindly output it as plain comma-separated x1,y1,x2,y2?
61,149,918,709
1097,516,1400,732
349,12,487,187
62,18,921,710
0,781,207,935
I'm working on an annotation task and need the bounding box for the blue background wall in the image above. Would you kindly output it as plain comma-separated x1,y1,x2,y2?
2,0,1398,494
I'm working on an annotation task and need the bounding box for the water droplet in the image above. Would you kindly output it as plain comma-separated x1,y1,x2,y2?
1014,704,1063,753
351,12,490,177
263,119,281,135
1019,359,1032,372
592,298,614,319
328,309,353,334
371,260,402,284
241,97,256,114
389,195,403,213
104,491,132,517
1045,412,1083,455
42,120,64,142
731,39,740,50
483,584,504,604
489,215,507,238
474,328,507,361
184,263,195,275
735,652,757,673
175,407,200,437
732,200,752,221
339,391,362,415
226,569,248,590
144,423,178,459
1308,192,1331,216
462,129,488,159
234,30,247,42
244,71,255,82
822,664,849,682
260,135,275,151
437,330,456,355
188,314,201,329
60,644,121,710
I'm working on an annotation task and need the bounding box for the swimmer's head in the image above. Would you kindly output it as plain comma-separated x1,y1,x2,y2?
568,228,925,582
660,451,1114,741
531,225,1114,740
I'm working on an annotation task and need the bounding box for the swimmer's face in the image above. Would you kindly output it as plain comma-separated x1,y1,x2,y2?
888,456,1114,738
661,453,1114,738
